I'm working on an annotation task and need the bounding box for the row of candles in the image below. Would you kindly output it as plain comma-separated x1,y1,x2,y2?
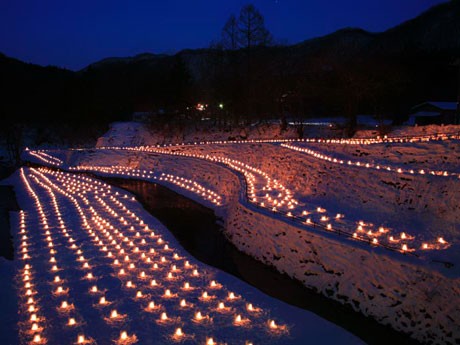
49,167,288,342
280,143,459,179
24,129,458,170
19,166,286,344
16,209,47,344
93,131,458,148
27,150,63,166
105,145,450,254
21,168,104,344
59,168,286,341
25,143,452,256
67,165,223,207
119,145,299,213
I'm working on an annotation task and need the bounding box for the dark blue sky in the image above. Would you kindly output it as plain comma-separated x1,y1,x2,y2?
0,0,446,70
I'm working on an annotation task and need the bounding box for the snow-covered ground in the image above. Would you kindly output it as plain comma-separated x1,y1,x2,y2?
16,121,460,344
284,139,460,175
94,121,349,148
1,167,363,345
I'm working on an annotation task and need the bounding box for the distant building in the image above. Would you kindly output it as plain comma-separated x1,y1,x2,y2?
407,102,458,126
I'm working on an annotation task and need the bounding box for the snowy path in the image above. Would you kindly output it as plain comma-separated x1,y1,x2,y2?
8,167,363,345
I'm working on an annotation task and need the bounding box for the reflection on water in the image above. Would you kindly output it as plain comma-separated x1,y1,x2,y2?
102,177,418,345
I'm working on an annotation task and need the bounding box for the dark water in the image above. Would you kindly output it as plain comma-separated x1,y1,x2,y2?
103,178,419,345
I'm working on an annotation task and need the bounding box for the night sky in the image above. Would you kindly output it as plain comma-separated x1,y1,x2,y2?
0,0,447,71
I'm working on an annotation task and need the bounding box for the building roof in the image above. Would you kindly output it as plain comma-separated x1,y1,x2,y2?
411,111,441,117
412,101,457,111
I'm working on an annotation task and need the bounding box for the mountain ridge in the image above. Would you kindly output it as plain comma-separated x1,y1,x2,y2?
0,1,458,125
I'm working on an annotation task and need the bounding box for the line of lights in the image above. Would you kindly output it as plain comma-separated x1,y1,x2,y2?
24,139,453,257
26,150,63,166
22,168,99,344
96,146,449,255
18,166,288,344
67,165,223,206
280,143,459,179
15,208,47,344
92,130,458,149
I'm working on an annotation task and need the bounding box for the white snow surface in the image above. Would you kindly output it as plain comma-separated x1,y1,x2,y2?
17,121,460,344
1,167,363,345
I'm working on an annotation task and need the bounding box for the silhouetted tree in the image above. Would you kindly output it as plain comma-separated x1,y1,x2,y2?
221,14,239,50
238,4,272,49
